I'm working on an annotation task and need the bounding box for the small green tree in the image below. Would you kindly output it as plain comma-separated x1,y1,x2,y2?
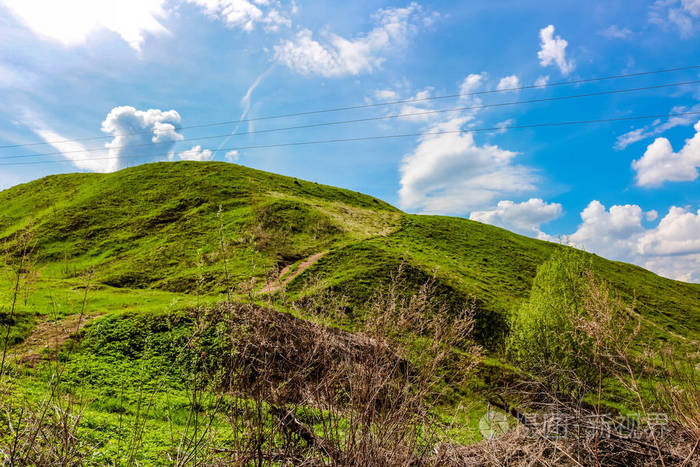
507,247,597,394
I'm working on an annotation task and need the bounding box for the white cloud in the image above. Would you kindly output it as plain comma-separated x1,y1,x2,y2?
470,198,562,237
534,75,550,87
496,75,520,91
646,209,659,221
368,85,439,124
398,115,538,214
396,88,438,122
537,24,574,75
638,206,700,256
396,70,540,215
178,145,213,161
567,201,645,259
650,0,700,38
494,119,514,134
186,0,291,32
31,125,111,173
560,201,700,282
375,89,399,101
631,119,700,187
101,106,184,170
684,0,700,16
614,104,700,150
459,73,486,97
0,0,168,52
225,150,240,162
614,128,647,150
273,2,428,77
599,25,633,39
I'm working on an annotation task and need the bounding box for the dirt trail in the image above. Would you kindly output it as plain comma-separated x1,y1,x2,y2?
9,313,103,367
260,252,326,294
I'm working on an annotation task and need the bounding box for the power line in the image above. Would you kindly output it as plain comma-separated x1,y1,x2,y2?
3,80,699,161
3,110,699,167
1,64,699,150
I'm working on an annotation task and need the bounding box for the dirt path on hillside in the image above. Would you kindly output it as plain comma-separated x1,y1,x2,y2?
260,252,326,294
8,312,103,367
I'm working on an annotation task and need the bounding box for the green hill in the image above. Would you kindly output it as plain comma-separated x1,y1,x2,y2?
2,161,699,463
2,161,698,346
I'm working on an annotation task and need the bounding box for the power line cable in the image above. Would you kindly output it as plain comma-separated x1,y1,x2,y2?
3,110,699,167
1,64,699,150
3,80,699,161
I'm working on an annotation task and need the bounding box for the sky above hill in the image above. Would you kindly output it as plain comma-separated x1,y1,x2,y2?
1,0,700,282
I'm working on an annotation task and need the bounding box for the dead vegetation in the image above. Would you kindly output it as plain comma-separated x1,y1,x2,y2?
184,271,483,465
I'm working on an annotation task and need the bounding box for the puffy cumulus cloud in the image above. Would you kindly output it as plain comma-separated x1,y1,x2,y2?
615,104,700,150
396,71,539,215
0,0,168,52
470,198,562,237
177,145,213,161
566,201,645,259
642,254,700,283
186,0,291,33
459,73,487,97
398,115,538,214
637,206,700,256
537,24,574,75
559,201,700,282
273,2,430,77
631,120,700,187
650,0,700,38
496,75,520,91
101,106,184,170
225,150,240,162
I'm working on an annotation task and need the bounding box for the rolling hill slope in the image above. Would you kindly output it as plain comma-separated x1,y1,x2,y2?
2,161,699,463
1,161,698,348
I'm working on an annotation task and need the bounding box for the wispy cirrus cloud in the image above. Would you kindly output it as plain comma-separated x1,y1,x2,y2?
273,2,437,77
598,25,633,39
614,104,700,150
649,0,700,38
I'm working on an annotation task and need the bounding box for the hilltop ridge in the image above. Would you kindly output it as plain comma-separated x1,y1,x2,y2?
1,161,698,346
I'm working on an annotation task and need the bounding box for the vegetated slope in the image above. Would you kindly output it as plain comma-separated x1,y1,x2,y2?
292,214,700,345
1,161,698,346
0,161,400,292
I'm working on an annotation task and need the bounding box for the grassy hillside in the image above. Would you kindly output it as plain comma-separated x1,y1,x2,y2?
1,161,699,464
1,161,698,345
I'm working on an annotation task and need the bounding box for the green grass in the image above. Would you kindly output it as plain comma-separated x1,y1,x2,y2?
1,161,698,461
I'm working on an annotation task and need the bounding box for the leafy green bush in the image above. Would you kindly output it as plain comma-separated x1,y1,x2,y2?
507,248,597,394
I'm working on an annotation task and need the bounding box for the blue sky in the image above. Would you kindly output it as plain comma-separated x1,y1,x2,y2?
1,0,700,281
